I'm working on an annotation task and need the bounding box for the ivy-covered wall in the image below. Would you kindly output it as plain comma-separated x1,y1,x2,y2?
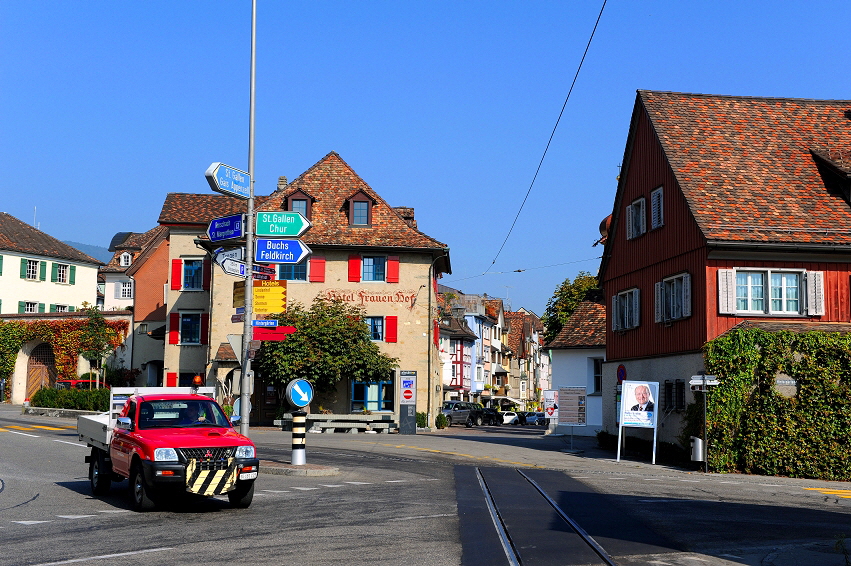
0,318,129,382
700,327,851,480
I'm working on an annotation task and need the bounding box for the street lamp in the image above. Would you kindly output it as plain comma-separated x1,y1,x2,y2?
426,253,448,428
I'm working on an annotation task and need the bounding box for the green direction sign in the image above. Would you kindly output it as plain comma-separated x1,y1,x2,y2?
255,212,312,238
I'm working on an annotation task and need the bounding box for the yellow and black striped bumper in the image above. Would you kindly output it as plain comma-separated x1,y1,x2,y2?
185,458,239,496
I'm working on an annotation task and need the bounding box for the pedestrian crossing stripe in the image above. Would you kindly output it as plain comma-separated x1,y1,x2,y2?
6,426,35,430
31,425,65,431
804,488,851,498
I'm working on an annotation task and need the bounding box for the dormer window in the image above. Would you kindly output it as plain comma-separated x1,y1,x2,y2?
286,190,314,220
120,252,132,267
346,190,376,226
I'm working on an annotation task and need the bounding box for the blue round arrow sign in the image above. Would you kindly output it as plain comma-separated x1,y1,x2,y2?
286,379,314,408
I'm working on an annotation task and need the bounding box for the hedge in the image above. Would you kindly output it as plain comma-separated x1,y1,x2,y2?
30,387,110,412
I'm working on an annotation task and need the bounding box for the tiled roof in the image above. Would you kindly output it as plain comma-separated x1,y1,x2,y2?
504,311,526,358
546,300,606,349
158,194,251,226
258,152,448,250
101,226,167,273
0,212,102,265
214,342,237,361
640,91,851,245
438,316,478,341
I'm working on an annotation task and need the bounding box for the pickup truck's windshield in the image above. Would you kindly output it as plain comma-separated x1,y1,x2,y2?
137,400,231,429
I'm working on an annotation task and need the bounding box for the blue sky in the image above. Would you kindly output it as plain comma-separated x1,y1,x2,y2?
2,1,850,316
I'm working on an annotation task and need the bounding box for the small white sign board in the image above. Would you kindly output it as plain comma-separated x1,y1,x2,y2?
617,380,660,465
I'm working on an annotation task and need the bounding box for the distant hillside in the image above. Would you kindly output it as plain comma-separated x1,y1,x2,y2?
63,241,113,263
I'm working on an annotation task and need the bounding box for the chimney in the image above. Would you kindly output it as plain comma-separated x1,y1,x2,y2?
394,207,417,228
277,176,288,190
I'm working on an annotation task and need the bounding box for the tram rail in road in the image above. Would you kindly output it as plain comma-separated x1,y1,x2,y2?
457,467,679,566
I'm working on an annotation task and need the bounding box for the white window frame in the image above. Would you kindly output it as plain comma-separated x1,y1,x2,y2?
56,263,69,284
626,198,646,240
24,301,38,313
718,269,824,316
26,260,39,280
120,281,133,299
120,252,132,267
655,273,691,323
55,304,69,313
650,186,664,229
612,288,641,331
179,311,202,345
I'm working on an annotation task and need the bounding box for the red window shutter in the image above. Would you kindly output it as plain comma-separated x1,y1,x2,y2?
348,255,361,282
169,313,180,344
166,372,178,387
387,256,400,283
201,313,209,345
433,320,439,346
309,257,326,282
385,316,397,343
170,260,183,290
202,259,211,290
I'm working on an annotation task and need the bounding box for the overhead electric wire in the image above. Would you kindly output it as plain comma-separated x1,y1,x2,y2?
443,255,602,285
483,0,608,275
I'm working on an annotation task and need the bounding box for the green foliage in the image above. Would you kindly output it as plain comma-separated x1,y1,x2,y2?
416,411,427,428
541,271,600,343
255,298,399,399
695,327,851,480
222,404,233,417
435,413,448,429
30,387,109,411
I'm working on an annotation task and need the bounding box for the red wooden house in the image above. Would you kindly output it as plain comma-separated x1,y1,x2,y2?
599,90,851,442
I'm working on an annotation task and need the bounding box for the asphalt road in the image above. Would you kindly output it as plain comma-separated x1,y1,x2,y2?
3,406,851,565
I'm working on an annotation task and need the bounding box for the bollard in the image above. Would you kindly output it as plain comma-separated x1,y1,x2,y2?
291,410,307,465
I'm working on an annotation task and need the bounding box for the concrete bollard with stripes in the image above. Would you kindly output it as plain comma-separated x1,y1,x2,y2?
291,410,307,465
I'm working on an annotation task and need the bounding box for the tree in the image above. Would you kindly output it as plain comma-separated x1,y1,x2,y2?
254,298,399,403
541,271,600,343
78,304,120,388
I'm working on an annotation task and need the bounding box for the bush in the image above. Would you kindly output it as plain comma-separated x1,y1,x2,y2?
435,413,448,429
416,411,427,428
30,387,109,411
222,404,233,417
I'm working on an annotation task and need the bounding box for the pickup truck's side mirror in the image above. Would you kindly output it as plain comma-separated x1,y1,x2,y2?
116,417,133,431
230,415,241,426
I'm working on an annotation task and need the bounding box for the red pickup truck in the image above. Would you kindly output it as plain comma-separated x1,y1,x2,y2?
77,387,259,511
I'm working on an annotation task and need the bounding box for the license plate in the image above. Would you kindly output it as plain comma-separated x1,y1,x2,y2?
239,472,258,480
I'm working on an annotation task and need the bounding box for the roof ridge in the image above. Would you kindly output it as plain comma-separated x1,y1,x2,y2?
638,89,851,104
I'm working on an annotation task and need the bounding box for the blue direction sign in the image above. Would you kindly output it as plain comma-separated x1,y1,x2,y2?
255,239,312,264
205,162,251,199
251,320,278,327
207,214,245,242
286,379,314,408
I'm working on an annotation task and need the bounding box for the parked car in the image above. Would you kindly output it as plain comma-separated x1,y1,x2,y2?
523,412,539,426
502,411,521,425
55,379,109,390
481,407,502,426
536,412,547,426
441,401,478,427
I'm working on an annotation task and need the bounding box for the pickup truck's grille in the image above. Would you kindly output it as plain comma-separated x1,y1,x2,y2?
179,447,235,461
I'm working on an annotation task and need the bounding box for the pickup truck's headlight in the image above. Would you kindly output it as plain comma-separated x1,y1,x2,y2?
234,445,255,459
154,448,179,462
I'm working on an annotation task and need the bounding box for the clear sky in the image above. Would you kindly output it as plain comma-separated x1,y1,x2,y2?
2,2,850,316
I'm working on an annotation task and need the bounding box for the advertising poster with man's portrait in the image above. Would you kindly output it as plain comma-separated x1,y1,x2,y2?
619,381,658,429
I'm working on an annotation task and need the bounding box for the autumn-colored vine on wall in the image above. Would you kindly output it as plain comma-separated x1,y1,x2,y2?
0,318,129,381
691,327,851,481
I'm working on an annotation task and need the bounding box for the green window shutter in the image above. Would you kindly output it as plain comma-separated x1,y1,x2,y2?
68,306,75,312
20,258,27,278
70,265,76,285
0,254,3,276
49,304,57,312
39,261,47,281
38,303,45,313
51,263,58,282
18,301,25,313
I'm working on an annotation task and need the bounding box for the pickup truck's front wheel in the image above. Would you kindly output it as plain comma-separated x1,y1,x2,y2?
130,464,156,511
89,448,111,495
228,481,254,508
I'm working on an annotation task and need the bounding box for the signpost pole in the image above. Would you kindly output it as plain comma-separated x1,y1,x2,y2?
239,0,257,437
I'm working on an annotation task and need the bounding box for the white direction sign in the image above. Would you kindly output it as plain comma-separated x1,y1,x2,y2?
220,258,248,278
205,163,250,199
215,247,245,265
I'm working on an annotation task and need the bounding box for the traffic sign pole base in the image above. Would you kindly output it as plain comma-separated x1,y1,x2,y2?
291,449,306,466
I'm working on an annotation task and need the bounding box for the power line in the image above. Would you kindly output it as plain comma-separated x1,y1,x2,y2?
483,0,608,274
444,255,602,285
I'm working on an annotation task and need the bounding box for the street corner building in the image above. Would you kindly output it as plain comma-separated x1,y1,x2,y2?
147,151,451,425
599,90,851,445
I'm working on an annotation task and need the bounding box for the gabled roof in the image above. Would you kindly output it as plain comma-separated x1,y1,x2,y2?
158,193,252,226
546,300,606,349
259,152,449,253
0,212,102,265
639,90,851,245
438,316,478,341
101,225,168,274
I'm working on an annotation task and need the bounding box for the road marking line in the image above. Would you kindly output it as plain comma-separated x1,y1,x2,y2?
54,440,86,447
13,521,52,525
805,488,851,497
57,515,96,519
719,481,741,484
385,480,407,483
344,482,373,485
758,484,783,487
31,425,65,431
7,425,36,430
30,546,175,565
291,487,319,491
643,478,664,481
319,484,344,487
261,490,290,493
389,513,455,521
680,479,701,482
97,510,130,513
6,430,40,438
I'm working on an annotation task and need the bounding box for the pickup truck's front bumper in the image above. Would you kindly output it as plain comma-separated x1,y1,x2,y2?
140,457,260,492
